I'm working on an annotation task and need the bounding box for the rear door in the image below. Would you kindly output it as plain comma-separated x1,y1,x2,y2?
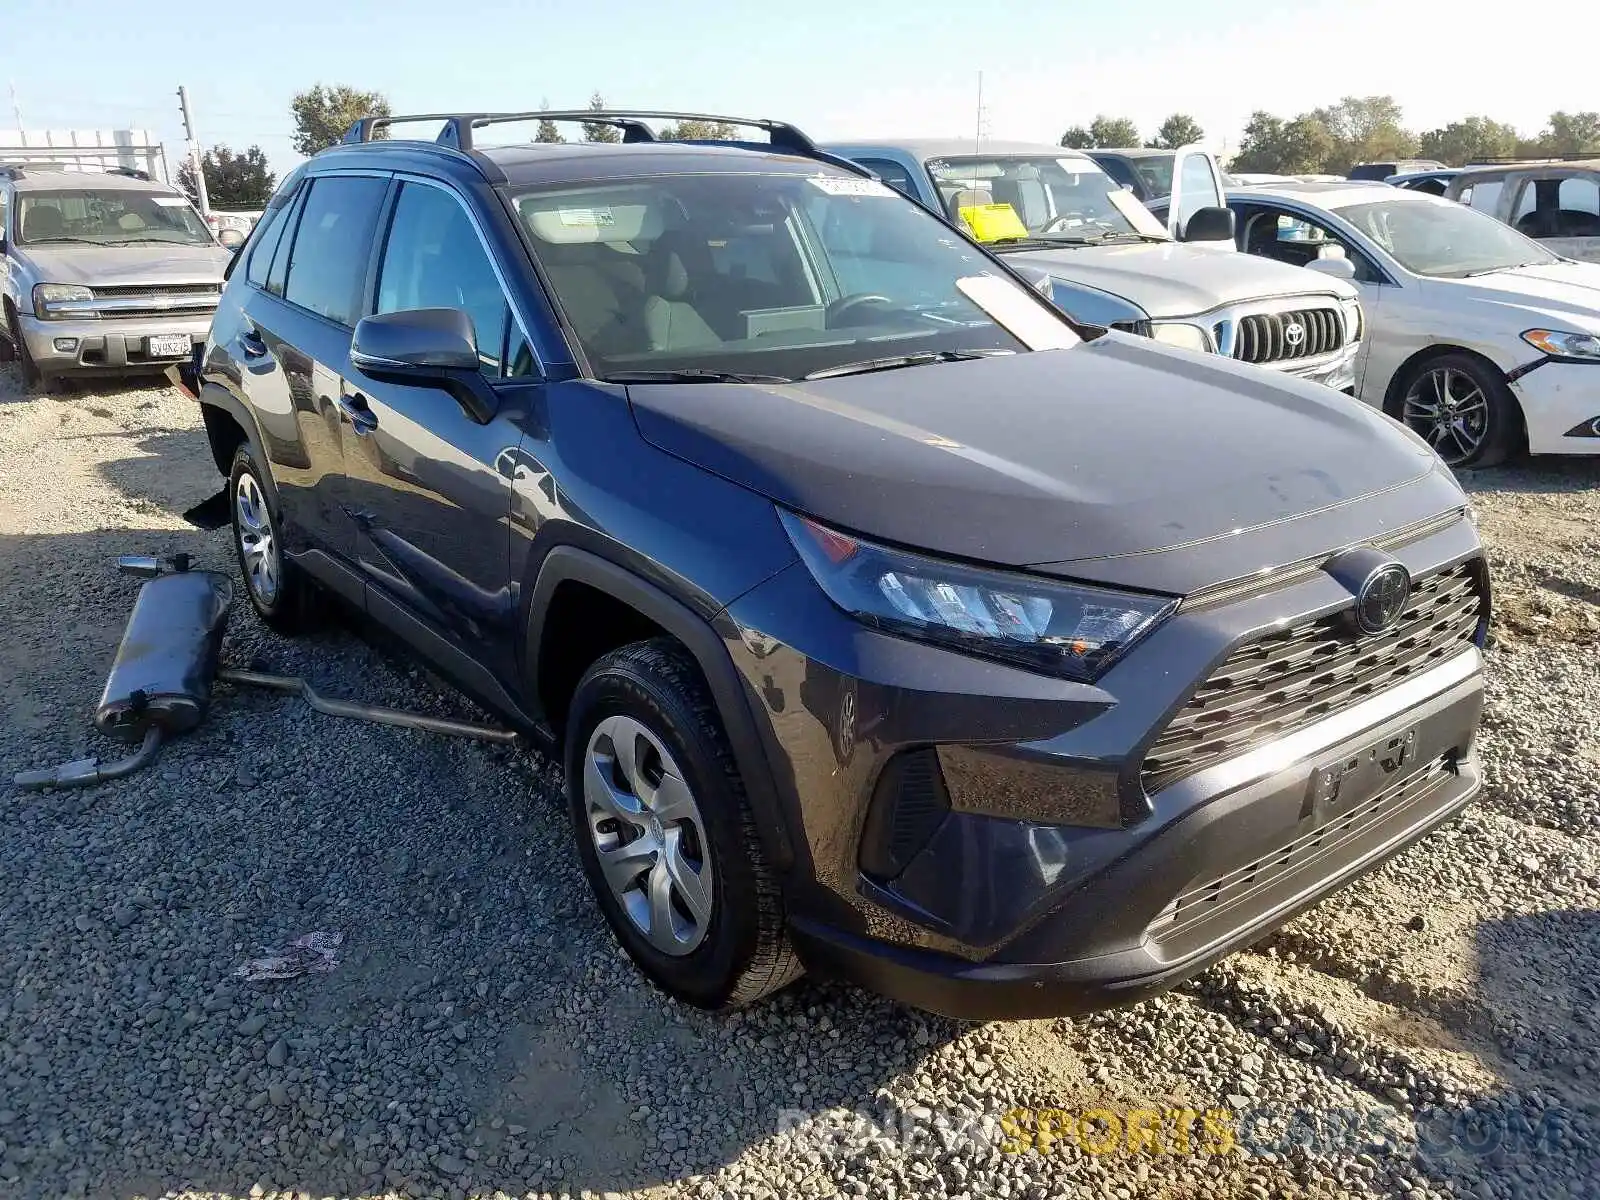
1506,172,1600,262
337,176,534,679
230,172,390,578
1167,145,1229,241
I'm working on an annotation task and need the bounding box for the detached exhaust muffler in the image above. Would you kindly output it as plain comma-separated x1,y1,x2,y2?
14,555,516,792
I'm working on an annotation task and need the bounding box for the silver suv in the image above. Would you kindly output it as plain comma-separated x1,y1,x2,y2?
0,166,237,389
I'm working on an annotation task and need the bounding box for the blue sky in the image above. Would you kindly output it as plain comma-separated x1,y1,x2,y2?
4,0,1589,181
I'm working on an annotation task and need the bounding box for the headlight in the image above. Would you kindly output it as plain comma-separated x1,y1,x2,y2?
1522,329,1600,361
33,283,94,319
1149,322,1213,353
781,511,1177,682
1341,298,1363,343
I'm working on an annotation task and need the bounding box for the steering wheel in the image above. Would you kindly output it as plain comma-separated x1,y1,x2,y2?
826,293,895,328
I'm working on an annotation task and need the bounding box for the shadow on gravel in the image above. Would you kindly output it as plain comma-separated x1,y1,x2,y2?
0,525,967,1200
92,426,221,523
1458,455,1600,498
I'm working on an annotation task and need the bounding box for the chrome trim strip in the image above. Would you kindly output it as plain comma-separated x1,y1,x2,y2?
43,295,220,316
1157,645,1481,806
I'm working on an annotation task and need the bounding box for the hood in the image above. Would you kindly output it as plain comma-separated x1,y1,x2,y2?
628,335,1448,582
1431,259,1600,330
1000,240,1355,319
17,242,230,288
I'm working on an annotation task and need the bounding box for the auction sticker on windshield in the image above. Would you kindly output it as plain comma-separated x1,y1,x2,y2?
808,177,895,197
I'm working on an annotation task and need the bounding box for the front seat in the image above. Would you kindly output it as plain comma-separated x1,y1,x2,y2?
23,205,66,242
643,232,723,351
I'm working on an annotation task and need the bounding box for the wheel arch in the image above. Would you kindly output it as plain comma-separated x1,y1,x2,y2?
525,544,795,871
1381,343,1521,422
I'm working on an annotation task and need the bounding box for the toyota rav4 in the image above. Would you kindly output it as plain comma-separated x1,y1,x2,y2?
189,109,1489,1019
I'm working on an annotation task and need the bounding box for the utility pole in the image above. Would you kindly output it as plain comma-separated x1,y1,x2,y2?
176,85,210,217
973,71,985,158
9,81,22,136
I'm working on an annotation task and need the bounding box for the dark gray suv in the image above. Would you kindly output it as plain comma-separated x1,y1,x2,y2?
189,109,1489,1019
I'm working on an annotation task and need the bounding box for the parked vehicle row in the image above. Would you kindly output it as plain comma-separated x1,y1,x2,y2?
175,108,1489,1020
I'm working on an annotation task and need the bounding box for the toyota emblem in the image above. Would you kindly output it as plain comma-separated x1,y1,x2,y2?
1355,563,1412,635
1284,321,1306,348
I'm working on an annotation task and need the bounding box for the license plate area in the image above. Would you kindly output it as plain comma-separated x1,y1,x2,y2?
1302,727,1417,824
147,334,191,358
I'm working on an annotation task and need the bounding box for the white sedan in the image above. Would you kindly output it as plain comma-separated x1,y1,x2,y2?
1157,182,1600,467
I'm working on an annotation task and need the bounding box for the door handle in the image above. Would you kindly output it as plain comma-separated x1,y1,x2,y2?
239,329,267,359
337,391,378,436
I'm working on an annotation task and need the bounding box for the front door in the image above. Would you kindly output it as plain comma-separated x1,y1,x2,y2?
1167,146,1227,241
337,177,534,681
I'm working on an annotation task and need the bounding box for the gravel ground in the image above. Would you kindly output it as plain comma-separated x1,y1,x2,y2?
1,366,1596,1200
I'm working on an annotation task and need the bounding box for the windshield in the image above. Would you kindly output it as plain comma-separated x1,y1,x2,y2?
921,155,1168,243
15,188,213,246
511,172,1080,381
1333,197,1559,277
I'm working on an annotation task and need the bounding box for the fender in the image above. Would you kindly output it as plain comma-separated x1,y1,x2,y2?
197,381,271,483
525,544,795,871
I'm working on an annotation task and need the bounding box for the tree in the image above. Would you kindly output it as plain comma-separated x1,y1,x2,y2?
1310,95,1414,174
1147,113,1204,149
656,119,739,140
582,91,620,143
1541,110,1600,157
1418,117,1521,166
1058,116,1139,150
290,84,391,157
1230,110,1335,174
178,144,276,210
535,99,565,144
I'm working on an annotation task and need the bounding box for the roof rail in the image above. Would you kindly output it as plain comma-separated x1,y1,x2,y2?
338,108,851,167
1460,153,1600,165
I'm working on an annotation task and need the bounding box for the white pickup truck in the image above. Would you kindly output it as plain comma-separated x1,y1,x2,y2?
823,138,1364,392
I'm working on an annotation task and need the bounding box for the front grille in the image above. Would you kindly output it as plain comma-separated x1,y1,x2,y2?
93,283,221,298
1234,307,1344,364
1141,560,1485,793
1148,753,1456,945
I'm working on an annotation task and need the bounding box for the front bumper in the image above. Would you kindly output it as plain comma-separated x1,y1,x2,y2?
1508,359,1600,454
17,311,214,375
1275,343,1359,393
724,511,1485,1019
791,656,1480,1020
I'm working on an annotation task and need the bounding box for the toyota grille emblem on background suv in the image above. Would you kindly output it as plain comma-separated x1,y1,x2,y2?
1356,563,1412,634
1284,321,1306,348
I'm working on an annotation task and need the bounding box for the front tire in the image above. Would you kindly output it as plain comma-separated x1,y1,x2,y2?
4,303,45,390
228,443,318,632
564,639,802,1010
1398,353,1521,469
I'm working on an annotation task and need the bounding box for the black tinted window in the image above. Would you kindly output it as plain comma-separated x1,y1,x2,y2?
283,175,388,326
376,182,508,375
245,199,291,289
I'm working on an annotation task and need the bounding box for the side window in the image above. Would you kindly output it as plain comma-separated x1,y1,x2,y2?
855,158,918,201
282,175,389,327
0,189,9,243
1466,179,1504,216
264,187,303,298
245,197,291,289
1096,156,1141,193
376,182,510,376
1510,180,1539,229
1556,177,1600,235
1176,153,1220,232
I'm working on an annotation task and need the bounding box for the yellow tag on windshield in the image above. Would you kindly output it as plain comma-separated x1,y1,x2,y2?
958,202,1029,243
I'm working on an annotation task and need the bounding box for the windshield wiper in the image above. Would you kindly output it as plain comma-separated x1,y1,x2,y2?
801,349,1010,381
599,368,792,384
20,236,102,245
105,237,191,245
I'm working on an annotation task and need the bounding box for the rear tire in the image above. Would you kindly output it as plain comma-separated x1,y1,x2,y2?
1396,353,1520,469
564,638,802,1010
228,443,319,632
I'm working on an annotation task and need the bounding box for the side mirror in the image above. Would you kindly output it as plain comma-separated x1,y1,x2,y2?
1305,255,1357,281
217,227,246,250
350,308,496,423
1182,206,1237,243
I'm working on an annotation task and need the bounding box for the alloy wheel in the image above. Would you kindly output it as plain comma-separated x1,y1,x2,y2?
583,714,714,956
1402,366,1489,466
235,472,280,605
